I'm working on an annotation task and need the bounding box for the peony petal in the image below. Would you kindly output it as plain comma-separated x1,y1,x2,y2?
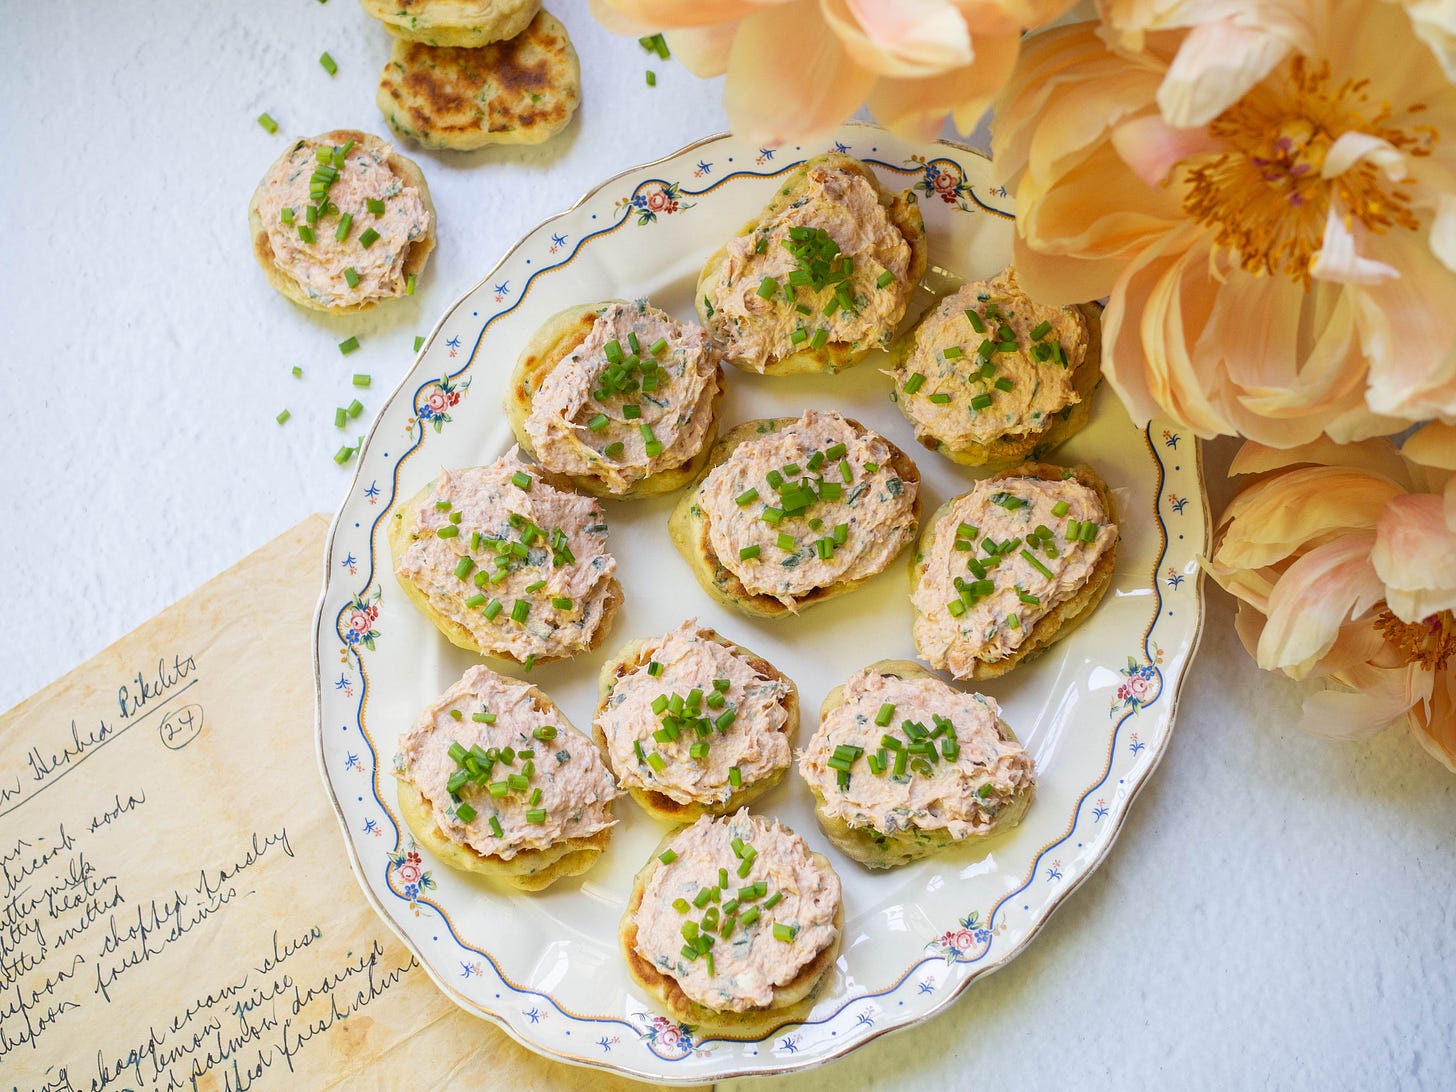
1228,435,1410,481
1156,16,1293,127
722,1,878,146
1110,113,1222,186
1296,665,1420,740
1257,533,1384,676
1372,493,1456,620
1350,230,1456,422
1311,201,1401,285
1322,131,1409,183
1431,193,1456,274
1402,421,1456,471
1401,0,1456,82
665,23,738,76
820,0,973,78
1409,662,1456,772
1213,467,1404,572
866,33,1020,140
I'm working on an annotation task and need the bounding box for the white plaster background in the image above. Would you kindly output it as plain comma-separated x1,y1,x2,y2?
0,2,1450,1089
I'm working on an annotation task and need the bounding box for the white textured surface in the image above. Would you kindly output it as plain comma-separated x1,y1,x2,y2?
1,3,1451,1089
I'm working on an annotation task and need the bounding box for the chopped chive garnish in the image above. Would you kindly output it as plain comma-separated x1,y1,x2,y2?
673,897,691,914
994,377,1014,392
455,557,476,579
623,404,641,419
875,703,896,727
511,471,532,490
756,276,779,299
586,413,609,431
648,661,663,677
525,809,546,824
364,197,385,216
947,599,967,617
1052,500,1071,517
1031,320,1053,339
729,766,742,788
761,506,784,525
693,887,713,909
406,273,417,295
659,849,678,864
351,373,371,388
736,488,760,506
970,393,993,410
1066,519,1082,540
791,327,808,345
275,409,291,424
297,223,316,244
714,709,735,731
359,227,380,248
1080,521,1099,542
763,890,784,910
333,446,355,465
776,532,795,551
876,270,895,289
258,112,279,133
347,399,363,418
739,544,760,560
280,207,295,224
455,802,477,823
773,922,797,942
646,751,666,773
1007,614,1021,629
332,405,349,427
966,309,986,333
510,599,529,623
943,345,964,360
928,393,951,404
524,579,546,592
319,52,338,75
904,372,926,395
810,327,829,349
481,598,502,620
551,597,573,611
334,213,353,242
834,522,849,545
604,441,625,457
1022,549,1055,578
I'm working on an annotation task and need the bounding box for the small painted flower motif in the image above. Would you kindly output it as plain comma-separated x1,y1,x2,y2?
494,281,510,302
364,482,381,503
854,1008,875,1028
926,910,992,964
757,147,776,163
344,751,360,772
918,978,936,995
1167,567,1186,589
341,587,382,650
1163,429,1181,449
1168,493,1189,514
1110,645,1162,718
779,1033,802,1054
908,155,975,210
1046,859,1063,881
1093,798,1110,821
618,181,693,225
833,141,851,154
460,960,485,978
1130,732,1147,755
550,232,568,253
389,837,437,909
634,1012,700,1059
694,160,712,177
597,1035,620,1052
415,374,469,433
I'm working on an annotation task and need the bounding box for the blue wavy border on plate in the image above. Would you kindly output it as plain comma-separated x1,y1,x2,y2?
316,132,1205,1077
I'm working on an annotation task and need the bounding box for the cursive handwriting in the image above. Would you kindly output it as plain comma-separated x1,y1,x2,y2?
117,654,197,720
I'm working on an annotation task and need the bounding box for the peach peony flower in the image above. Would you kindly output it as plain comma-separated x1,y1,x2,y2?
993,1,1456,445
1205,423,1456,769
589,0,1076,144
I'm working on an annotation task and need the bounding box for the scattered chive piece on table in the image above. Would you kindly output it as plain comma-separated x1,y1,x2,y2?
352,373,371,387
413,335,425,351
338,336,359,355
291,365,303,378
359,227,380,249
275,409,290,425
257,112,279,134
347,399,363,418
333,407,347,429
646,70,656,86
319,52,337,75
333,446,354,465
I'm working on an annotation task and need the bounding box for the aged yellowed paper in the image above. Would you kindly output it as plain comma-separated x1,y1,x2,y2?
0,515,697,1092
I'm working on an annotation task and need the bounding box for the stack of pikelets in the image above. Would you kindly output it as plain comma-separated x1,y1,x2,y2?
362,0,580,150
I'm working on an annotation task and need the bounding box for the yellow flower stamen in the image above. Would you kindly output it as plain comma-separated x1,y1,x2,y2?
1375,608,1456,671
1181,56,1438,281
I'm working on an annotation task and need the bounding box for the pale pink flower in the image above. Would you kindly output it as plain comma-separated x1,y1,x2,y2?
953,928,977,950
349,611,372,634
994,2,1456,444
427,390,448,413
1205,424,1456,769
397,860,422,884
589,0,1076,144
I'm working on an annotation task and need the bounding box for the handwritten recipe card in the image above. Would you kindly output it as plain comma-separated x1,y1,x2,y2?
1,517,683,1092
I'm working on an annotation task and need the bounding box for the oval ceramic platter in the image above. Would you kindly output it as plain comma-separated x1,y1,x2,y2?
314,122,1208,1082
